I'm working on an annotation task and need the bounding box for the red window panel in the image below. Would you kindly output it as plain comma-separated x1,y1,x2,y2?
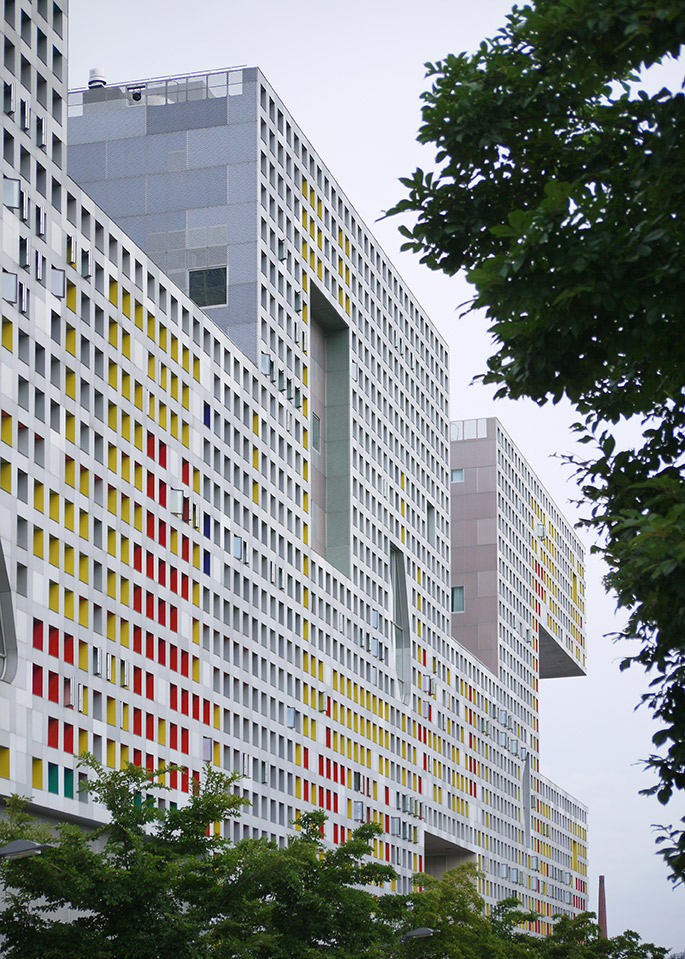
158,600,166,627
325,727,331,748
181,575,189,600
133,748,142,767
48,627,59,658
182,536,189,562
333,823,339,844
303,747,309,770
181,727,189,754
146,471,155,499
181,689,189,715
202,699,210,725
146,511,155,538
63,634,74,664
170,568,178,593
134,544,143,572
158,560,166,587
147,432,155,460
145,753,155,772
181,651,189,677
385,786,390,805
158,442,167,469
333,792,338,813
146,713,155,740
145,672,154,699
63,723,74,754
192,769,200,790
133,586,142,613
146,552,155,578
48,671,59,703
133,709,142,736
340,827,346,844
146,592,154,618
47,717,59,748
419,855,423,872
325,789,331,811
170,607,178,632
169,723,178,749
169,645,178,671
170,685,178,710
158,481,167,508
133,626,142,654
386,843,390,862
169,767,177,789
32,619,43,649
318,756,324,776
158,639,166,666
192,694,200,720
158,522,166,548
146,633,155,659
133,667,142,695
181,768,189,793
303,780,309,802
182,459,190,485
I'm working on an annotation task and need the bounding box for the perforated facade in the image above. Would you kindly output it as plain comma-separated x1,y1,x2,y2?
0,0,586,931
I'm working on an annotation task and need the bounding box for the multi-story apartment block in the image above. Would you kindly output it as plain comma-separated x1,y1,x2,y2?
450,417,588,923
0,0,586,934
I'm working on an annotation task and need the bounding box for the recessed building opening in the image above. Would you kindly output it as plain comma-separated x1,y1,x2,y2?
309,283,350,576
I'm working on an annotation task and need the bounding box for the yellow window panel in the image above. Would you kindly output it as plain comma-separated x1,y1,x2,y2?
135,301,144,330
107,529,116,557
65,414,75,444
108,444,117,473
79,509,89,540
182,422,189,447
120,577,129,606
134,383,143,411
106,740,116,768
108,402,117,431
64,545,74,575
122,331,131,360
106,697,116,726
33,481,44,512
107,487,117,514
121,413,130,440
147,354,155,380
192,657,200,682
1,317,12,351
32,758,42,789
107,612,116,641
122,291,131,319
64,589,74,620
108,279,118,305
108,320,118,348
66,281,76,312
158,403,167,430
182,346,190,373
0,414,11,445
78,640,88,670
33,528,45,558
193,356,200,381
147,313,156,340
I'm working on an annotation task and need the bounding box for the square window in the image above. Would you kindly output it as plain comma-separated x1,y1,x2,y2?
450,468,464,483
188,267,227,307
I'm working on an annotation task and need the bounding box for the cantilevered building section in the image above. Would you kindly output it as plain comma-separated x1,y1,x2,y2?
450,418,588,926
0,0,586,935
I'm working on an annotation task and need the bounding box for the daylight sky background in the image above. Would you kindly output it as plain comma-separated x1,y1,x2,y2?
67,1,684,949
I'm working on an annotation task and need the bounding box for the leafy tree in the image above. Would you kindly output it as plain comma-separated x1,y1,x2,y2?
534,913,669,959
0,764,395,959
0,756,247,959
380,862,536,959
389,0,685,879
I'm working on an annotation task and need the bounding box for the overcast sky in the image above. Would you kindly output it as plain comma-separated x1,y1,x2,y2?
68,1,684,949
